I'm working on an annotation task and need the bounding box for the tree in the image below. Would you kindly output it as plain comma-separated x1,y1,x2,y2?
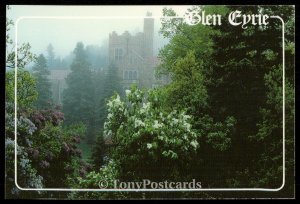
46,43,55,69
6,6,38,110
158,6,238,187
32,54,52,109
62,42,95,144
72,87,200,199
208,6,294,191
86,45,107,70
90,132,106,170
6,7,105,199
157,5,294,194
6,70,38,110
95,63,122,133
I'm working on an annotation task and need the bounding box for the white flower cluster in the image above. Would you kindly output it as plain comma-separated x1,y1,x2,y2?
139,102,151,114
134,119,145,128
102,87,200,158
153,120,163,129
125,89,131,97
104,94,127,139
107,94,124,112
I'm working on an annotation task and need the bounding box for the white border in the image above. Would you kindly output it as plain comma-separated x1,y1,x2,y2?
14,15,285,192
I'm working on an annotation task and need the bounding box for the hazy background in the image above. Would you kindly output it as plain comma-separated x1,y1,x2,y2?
7,5,192,59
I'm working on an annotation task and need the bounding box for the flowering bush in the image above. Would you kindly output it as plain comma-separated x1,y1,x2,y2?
5,101,87,197
5,137,44,199
30,108,65,128
103,86,200,181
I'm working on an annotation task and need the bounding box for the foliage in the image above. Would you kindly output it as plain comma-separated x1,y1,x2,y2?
32,54,53,109
5,137,44,199
156,5,294,193
68,160,129,199
103,86,199,182
63,42,96,143
5,9,87,199
5,5,295,199
90,132,106,170
96,63,122,126
160,51,208,113
5,100,88,198
207,6,294,191
5,6,38,110
6,7,36,70
6,70,38,110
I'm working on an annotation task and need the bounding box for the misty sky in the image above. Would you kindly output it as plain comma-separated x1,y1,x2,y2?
7,5,192,58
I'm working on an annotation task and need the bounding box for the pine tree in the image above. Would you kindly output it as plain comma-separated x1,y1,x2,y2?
46,43,55,69
32,54,52,109
208,6,294,189
63,42,95,144
90,133,106,170
158,5,294,191
97,63,122,128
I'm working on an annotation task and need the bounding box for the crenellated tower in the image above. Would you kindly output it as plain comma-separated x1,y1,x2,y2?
143,11,154,58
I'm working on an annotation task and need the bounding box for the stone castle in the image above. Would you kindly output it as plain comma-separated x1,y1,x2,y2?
108,12,168,91
49,12,168,105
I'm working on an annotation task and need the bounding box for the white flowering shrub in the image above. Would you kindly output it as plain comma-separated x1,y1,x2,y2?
103,86,200,180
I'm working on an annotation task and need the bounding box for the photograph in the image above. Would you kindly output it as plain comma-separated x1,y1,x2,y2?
5,5,295,199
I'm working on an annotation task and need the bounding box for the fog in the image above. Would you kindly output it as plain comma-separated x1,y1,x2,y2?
7,5,191,59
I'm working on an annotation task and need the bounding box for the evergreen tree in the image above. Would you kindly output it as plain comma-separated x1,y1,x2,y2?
158,5,294,192
209,6,294,190
32,54,52,109
97,63,122,128
90,133,106,170
63,42,95,144
46,43,55,69
87,64,121,165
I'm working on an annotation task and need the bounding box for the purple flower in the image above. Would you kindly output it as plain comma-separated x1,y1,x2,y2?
85,163,93,171
72,136,81,143
79,169,86,177
69,147,76,155
32,149,39,159
74,149,82,156
45,152,53,161
40,160,50,169
55,105,62,110
62,142,70,153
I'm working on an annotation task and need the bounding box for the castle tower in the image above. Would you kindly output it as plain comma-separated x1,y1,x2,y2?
143,12,154,58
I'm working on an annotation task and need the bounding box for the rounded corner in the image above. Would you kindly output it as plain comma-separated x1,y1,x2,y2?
14,179,27,191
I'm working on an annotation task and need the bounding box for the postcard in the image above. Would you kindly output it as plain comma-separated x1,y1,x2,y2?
5,5,295,199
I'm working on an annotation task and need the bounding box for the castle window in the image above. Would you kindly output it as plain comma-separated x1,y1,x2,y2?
129,71,133,80
124,70,138,80
124,71,128,80
115,48,123,60
133,71,137,79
